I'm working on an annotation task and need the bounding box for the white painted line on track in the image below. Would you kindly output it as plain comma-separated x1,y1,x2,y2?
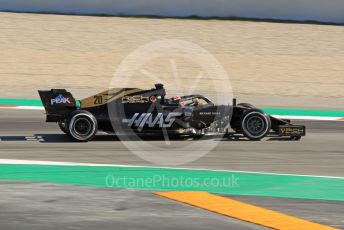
271,115,344,121
0,159,343,179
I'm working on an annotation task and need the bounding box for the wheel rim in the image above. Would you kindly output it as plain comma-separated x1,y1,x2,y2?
245,116,265,135
241,111,270,139
72,118,92,137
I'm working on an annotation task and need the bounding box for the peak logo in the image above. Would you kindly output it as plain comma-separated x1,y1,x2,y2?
123,112,182,128
51,94,71,105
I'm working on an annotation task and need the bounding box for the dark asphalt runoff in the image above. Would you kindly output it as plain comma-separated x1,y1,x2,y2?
0,109,343,230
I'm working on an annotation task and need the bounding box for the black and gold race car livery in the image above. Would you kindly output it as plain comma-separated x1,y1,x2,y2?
38,84,305,142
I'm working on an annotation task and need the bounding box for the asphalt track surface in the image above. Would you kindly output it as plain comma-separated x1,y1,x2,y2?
1,109,344,176
0,109,343,229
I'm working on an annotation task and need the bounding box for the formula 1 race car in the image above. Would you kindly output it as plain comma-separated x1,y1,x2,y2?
38,84,305,142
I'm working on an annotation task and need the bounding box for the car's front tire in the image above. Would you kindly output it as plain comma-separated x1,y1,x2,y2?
66,110,98,142
240,109,271,141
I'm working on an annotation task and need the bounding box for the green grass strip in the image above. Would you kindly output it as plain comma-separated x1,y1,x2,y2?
0,164,343,201
263,108,344,117
0,98,43,107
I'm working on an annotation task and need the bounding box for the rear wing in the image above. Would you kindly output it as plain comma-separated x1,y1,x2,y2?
38,89,77,122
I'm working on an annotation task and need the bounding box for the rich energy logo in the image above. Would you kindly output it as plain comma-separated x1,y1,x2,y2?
51,94,71,105
122,95,157,104
123,112,182,128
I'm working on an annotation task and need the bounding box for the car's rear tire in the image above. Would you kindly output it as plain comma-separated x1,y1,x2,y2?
240,109,271,141
66,110,98,142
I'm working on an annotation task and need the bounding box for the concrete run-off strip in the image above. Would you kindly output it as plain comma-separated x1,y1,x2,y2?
0,160,343,201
